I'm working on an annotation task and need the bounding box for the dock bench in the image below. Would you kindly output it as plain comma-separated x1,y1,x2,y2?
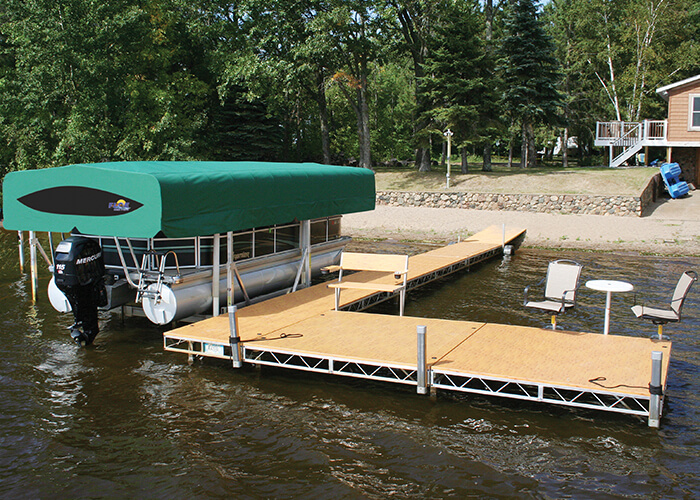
327,252,409,315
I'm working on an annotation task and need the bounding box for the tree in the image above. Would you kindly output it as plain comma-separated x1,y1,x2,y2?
0,0,215,168
323,0,387,169
389,1,430,171
500,0,562,168
481,0,499,172
421,0,494,174
556,0,700,123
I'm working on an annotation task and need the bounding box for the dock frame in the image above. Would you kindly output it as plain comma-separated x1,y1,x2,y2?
163,226,670,427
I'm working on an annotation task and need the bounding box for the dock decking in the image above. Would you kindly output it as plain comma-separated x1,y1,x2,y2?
163,226,671,425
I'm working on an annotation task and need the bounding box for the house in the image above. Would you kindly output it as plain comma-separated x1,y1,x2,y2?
595,74,700,187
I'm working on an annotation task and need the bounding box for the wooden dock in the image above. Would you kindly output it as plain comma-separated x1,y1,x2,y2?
163,226,671,425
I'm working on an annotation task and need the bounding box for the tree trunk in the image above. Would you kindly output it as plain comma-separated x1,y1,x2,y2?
508,142,513,168
482,143,492,172
415,114,431,171
520,124,527,168
527,122,537,168
562,128,569,168
461,146,469,174
485,0,493,41
354,83,372,169
316,71,331,164
527,123,537,168
396,6,431,172
416,147,430,172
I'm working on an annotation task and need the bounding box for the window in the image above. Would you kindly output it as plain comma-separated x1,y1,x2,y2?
690,94,700,131
310,216,342,244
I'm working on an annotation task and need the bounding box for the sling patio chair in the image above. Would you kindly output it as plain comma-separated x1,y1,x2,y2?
631,270,697,339
523,259,583,330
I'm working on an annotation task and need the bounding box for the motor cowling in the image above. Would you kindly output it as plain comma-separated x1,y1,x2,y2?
53,236,107,346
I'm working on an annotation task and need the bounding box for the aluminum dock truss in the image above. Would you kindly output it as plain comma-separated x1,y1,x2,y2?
340,246,504,313
164,311,670,428
163,226,670,427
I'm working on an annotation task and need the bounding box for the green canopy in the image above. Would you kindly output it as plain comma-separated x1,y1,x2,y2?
2,161,376,238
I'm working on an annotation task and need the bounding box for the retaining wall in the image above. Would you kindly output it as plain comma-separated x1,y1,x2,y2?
376,173,661,217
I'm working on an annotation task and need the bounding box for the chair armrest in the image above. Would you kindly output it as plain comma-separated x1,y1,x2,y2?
523,278,545,305
559,288,576,306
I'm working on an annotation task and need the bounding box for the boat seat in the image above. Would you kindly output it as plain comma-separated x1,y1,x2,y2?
327,252,409,315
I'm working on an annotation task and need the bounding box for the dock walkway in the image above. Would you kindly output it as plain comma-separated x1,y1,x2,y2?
163,226,671,426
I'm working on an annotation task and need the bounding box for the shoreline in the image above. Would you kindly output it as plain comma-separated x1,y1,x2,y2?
342,195,700,257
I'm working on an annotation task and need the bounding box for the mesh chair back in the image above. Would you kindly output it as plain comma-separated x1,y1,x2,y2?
544,260,583,304
671,271,697,316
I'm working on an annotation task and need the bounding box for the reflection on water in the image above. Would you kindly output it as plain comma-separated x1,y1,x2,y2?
1,228,699,497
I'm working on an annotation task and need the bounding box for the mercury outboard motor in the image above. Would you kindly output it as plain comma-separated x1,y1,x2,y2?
53,236,107,346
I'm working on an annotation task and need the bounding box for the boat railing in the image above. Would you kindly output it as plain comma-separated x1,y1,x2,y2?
136,250,167,303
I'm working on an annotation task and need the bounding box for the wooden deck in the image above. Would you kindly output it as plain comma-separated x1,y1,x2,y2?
163,225,671,424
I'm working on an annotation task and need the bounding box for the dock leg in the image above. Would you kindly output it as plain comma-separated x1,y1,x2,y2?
417,325,427,395
29,231,38,302
429,386,437,401
229,305,243,368
649,351,663,428
18,231,25,273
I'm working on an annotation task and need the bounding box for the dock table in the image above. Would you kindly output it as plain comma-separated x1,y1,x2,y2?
585,279,634,335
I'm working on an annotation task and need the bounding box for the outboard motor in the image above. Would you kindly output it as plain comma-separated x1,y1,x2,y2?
53,236,107,346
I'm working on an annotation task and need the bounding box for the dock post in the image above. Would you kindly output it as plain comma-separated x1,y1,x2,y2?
18,231,25,273
229,305,243,368
29,231,38,302
417,325,427,395
213,233,220,316
649,351,663,428
300,220,311,288
48,232,55,268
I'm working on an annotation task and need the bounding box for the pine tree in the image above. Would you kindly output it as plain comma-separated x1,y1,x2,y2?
421,0,494,174
500,0,562,168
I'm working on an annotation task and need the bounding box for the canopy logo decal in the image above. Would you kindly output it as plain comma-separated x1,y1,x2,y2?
18,187,143,217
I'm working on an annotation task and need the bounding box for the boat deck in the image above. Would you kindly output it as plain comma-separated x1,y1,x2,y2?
163,226,671,424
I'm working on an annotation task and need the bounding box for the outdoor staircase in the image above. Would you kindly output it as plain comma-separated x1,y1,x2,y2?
595,120,667,167
610,123,644,167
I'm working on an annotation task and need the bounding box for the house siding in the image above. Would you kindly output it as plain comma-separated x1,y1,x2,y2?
667,83,700,142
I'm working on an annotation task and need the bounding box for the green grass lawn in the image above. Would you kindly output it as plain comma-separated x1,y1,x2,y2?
374,164,657,196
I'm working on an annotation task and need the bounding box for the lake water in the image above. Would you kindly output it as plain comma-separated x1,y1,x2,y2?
1,228,699,498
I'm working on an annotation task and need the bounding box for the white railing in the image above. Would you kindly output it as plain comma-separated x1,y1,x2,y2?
642,120,667,141
596,120,666,145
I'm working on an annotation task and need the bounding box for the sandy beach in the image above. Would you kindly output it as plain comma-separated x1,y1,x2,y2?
343,190,700,256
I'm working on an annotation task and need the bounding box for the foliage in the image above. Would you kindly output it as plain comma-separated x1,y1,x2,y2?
420,0,499,169
0,0,698,177
500,0,562,168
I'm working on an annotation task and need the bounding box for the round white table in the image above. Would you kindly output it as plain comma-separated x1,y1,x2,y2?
585,280,634,335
